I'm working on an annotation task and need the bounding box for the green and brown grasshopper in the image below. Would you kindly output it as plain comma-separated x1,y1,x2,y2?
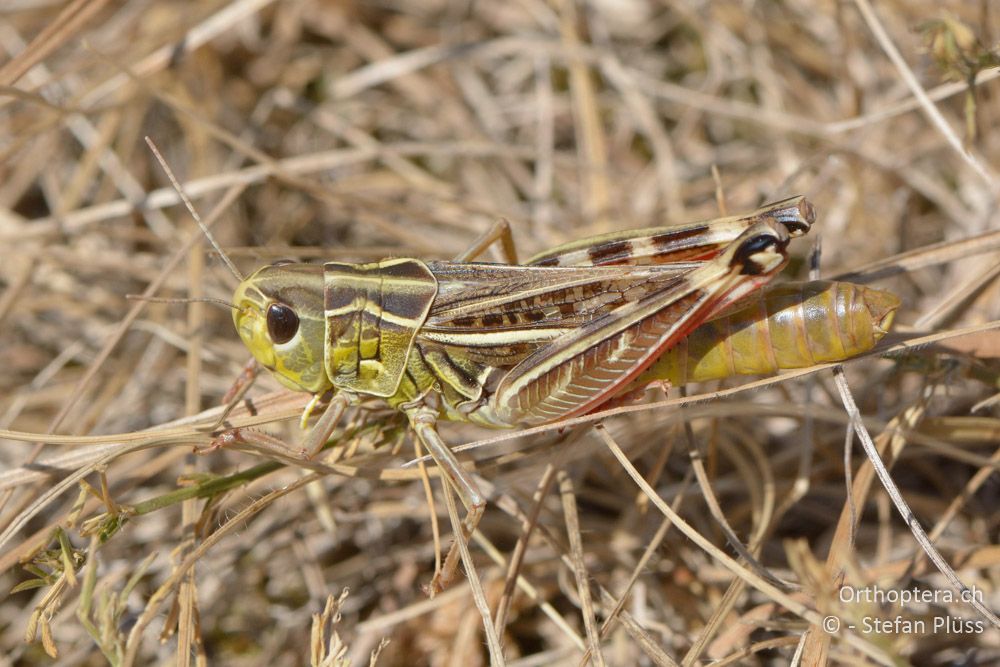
225,196,897,593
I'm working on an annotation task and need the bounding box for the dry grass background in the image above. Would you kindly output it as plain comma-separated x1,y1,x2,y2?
0,1,999,665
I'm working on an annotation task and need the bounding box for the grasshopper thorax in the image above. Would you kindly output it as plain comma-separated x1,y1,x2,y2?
233,263,332,394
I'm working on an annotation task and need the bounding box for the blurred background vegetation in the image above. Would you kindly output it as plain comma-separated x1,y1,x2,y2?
0,1,998,665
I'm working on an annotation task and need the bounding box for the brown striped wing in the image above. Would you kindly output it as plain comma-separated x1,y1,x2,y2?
419,262,694,367
324,258,438,397
527,196,814,268
491,222,793,425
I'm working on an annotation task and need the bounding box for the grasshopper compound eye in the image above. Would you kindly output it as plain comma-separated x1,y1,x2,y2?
266,303,300,344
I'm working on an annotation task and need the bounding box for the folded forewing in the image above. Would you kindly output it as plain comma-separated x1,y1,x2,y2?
421,262,690,351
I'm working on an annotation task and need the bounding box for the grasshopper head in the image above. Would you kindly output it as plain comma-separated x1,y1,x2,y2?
232,263,333,394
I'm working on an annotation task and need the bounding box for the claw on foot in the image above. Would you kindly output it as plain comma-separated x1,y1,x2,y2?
422,571,450,599
198,428,246,455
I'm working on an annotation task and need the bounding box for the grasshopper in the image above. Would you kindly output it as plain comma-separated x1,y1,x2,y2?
226,196,897,593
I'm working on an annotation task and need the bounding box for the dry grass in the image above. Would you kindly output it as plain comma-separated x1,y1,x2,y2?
1,1,999,665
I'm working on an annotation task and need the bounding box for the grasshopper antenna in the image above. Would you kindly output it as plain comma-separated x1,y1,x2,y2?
145,136,244,282
126,294,238,311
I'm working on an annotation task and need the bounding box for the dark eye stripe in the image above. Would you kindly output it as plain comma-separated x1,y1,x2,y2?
267,303,300,344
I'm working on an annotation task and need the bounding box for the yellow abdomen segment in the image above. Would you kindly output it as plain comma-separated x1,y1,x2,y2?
634,280,899,387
